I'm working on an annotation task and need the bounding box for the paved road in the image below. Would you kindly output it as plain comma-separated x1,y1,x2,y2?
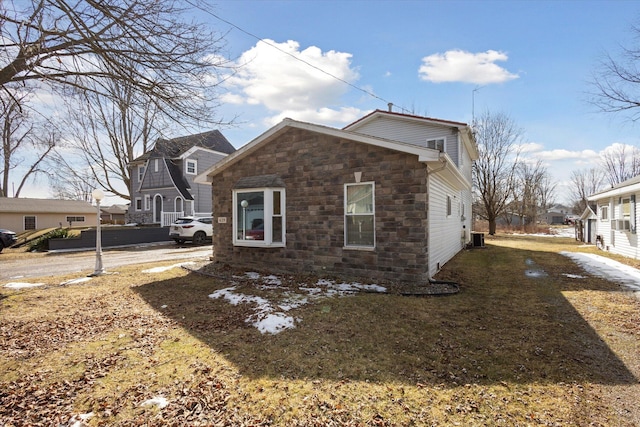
0,244,212,281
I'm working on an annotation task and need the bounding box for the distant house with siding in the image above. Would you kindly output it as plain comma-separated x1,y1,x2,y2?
196,109,478,284
588,175,639,259
100,204,129,225
127,130,236,226
0,198,97,231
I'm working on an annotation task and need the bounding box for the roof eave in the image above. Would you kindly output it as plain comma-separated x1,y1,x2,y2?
195,118,442,184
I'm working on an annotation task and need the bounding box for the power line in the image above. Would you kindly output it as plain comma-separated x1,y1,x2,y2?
185,0,409,113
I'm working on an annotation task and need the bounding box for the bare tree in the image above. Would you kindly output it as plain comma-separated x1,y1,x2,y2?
513,160,555,228
569,168,605,214
589,23,640,123
472,111,523,235
600,143,640,186
49,166,96,202
49,77,161,200
0,0,231,123
1,88,56,197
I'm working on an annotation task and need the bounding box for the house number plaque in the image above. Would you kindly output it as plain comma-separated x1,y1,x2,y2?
217,217,227,224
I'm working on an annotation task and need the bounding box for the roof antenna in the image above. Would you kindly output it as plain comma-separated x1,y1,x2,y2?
388,102,393,112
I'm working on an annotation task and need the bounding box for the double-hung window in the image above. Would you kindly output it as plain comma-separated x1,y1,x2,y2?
345,182,375,248
186,159,197,175
234,188,285,247
600,205,608,221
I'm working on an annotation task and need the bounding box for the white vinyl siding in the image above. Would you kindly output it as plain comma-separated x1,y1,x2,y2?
350,116,461,165
428,176,466,276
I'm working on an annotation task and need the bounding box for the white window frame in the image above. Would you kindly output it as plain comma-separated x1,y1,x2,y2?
144,194,151,211
426,138,445,152
233,188,286,247
135,197,142,211
138,165,145,182
154,158,159,172
186,159,197,175
344,182,376,249
600,205,609,221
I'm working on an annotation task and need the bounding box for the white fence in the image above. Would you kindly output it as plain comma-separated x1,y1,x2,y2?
162,211,184,227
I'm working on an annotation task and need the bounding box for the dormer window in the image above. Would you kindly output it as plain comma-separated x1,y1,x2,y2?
186,159,197,175
427,138,445,152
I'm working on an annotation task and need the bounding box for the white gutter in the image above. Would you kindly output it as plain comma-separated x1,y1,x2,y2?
588,182,640,201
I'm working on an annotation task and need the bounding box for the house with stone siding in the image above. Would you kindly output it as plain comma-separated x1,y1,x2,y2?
127,130,235,226
196,110,478,284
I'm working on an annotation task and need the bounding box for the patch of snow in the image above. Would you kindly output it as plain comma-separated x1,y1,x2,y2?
253,312,296,334
561,251,640,292
140,396,169,409
142,262,195,273
67,412,94,427
262,274,282,286
563,273,586,279
3,282,44,289
208,273,386,334
60,277,92,285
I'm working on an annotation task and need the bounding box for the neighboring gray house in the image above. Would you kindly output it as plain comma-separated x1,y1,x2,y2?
127,130,235,226
196,109,478,284
588,174,639,259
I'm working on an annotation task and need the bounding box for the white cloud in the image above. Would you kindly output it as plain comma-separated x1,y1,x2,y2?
418,49,519,84
222,39,361,125
264,106,364,127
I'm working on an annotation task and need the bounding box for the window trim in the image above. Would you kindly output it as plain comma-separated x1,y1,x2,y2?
66,216,85,223
446,195,452,217
600,205,609,221
426,138,445,152
233,187,286,248
186,159,197,175
144,194,151,211
138,165,145,182
344,181,376,249
24,215,36,231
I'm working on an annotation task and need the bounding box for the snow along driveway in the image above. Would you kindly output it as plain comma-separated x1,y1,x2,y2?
560,252,640,293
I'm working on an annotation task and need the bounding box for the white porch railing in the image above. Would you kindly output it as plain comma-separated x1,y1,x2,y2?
162,211,184,227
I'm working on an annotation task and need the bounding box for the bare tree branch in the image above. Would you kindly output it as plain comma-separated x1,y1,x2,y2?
0,0,233,124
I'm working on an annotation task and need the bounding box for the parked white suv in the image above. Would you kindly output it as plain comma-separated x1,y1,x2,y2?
169,216,213,245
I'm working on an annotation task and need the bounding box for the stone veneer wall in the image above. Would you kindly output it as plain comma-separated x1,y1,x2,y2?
210,128,429,284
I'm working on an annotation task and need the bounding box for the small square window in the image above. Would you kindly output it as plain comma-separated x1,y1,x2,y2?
24,216,36,230
234,188,285,247
186,159,197,175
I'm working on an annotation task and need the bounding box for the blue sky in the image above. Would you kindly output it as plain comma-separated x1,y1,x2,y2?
202,0,640,205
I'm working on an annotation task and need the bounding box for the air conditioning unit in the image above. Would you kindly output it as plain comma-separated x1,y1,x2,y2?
426,138,444,152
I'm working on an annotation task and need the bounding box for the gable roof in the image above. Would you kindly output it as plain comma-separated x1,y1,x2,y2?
344,109,469,130
132,130,235,163
195,117,471,190
0,198,96,214
588,174,640,201
344,109,479,160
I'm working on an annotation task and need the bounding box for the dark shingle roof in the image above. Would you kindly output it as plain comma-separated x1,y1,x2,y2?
132,130,235,163
166,160,194,200
153,129,235,158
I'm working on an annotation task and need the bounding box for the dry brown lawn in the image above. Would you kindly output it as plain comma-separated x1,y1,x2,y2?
0,233,639,426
